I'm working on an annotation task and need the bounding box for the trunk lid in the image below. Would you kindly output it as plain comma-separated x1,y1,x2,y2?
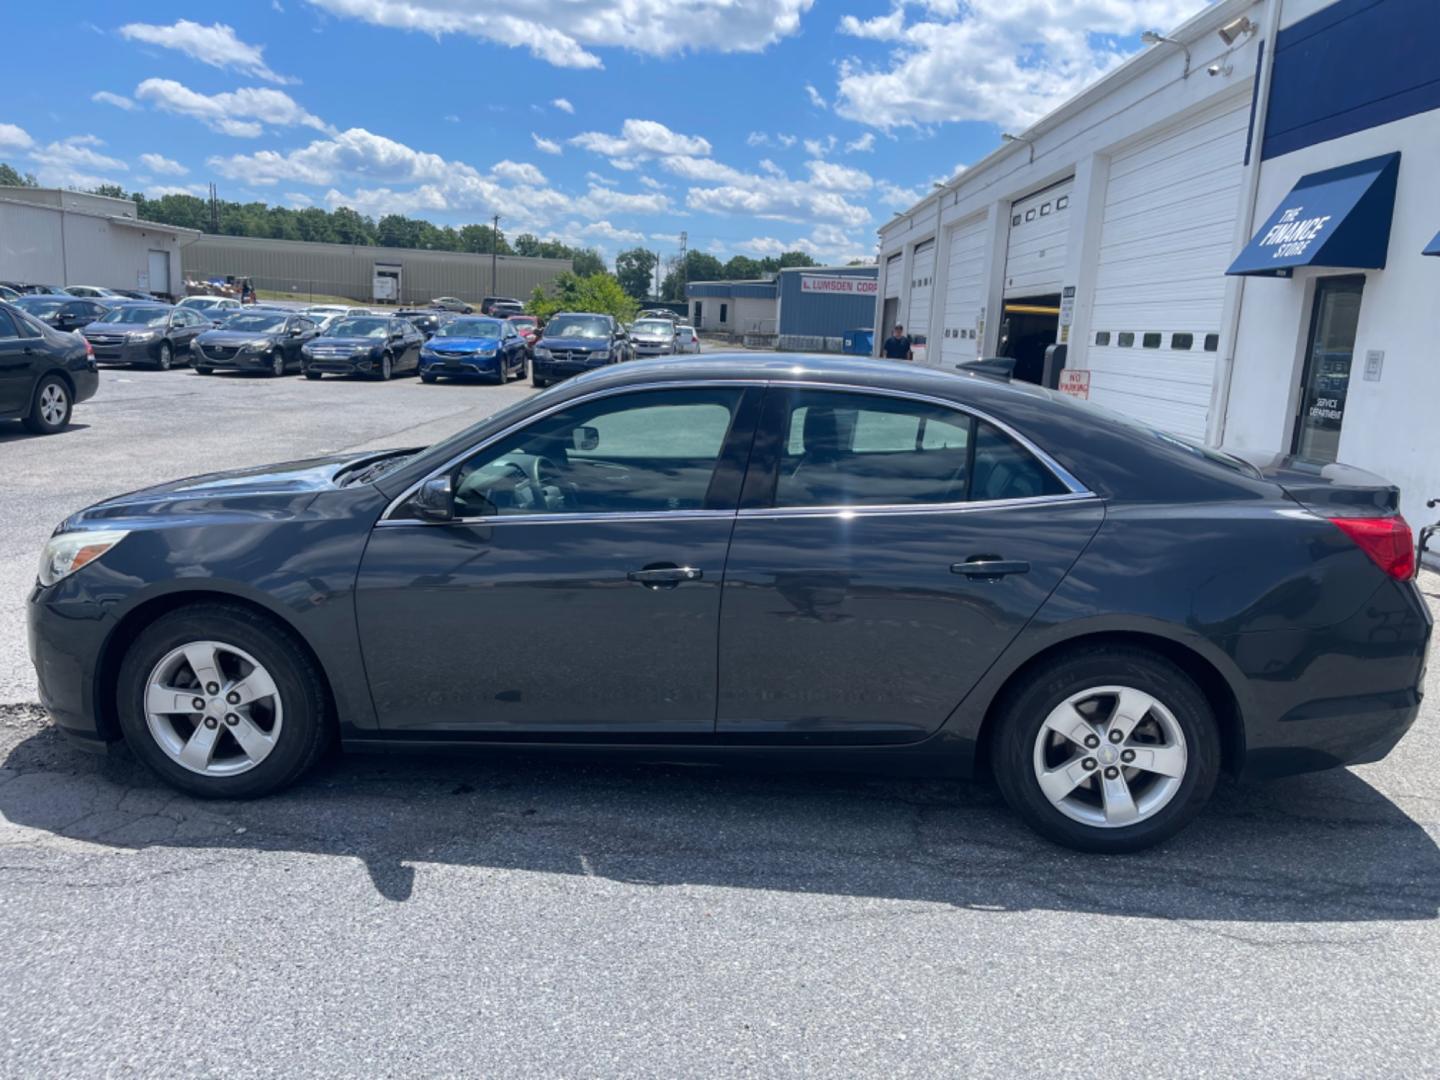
1228,450,1400,516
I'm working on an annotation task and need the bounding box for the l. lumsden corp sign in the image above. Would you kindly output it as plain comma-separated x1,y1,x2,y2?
800,275,879,295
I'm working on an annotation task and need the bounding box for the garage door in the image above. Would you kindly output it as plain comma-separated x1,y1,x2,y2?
941,215,988,368
905,238,936,339
1085,95,1249,440
883,252,902,298
1003,179,1073,298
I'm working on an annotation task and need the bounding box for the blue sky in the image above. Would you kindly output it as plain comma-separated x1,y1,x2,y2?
0,1,1206,266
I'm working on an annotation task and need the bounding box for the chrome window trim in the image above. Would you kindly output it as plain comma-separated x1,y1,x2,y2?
378,377,1093,525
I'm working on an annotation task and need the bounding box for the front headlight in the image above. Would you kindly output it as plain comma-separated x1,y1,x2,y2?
242,339,272,353
591,349,611,360
38,529,130,587
127,330,159,343
533,347,551,358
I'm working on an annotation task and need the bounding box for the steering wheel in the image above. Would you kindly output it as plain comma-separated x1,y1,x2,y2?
529,454,561,490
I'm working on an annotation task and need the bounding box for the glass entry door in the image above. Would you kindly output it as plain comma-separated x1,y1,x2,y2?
1292,276,1364,462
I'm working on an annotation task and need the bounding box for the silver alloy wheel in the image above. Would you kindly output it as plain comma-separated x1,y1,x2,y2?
1032,685,1188,829
143,640,284,777
381,353,392,379
38,382,68,426
272,352,285,376
157,342,172,370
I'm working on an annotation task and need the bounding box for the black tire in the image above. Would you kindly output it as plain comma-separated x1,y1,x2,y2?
990,646,1220,854
155,340,173,371
531,373,548,388
270,352,286,377
421,372,437,384
376,353,393,381
22,374,72,434
195,366,215,376
304,370,322,381
116,603,332,799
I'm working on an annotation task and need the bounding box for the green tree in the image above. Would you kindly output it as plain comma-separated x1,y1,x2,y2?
0,162,38,187
458,223,510,254
778,251,819,269
571,248,607,276
330,207,377,245
722,255,763,280
660,250,725,300
615,248,659,300
529,271,638,324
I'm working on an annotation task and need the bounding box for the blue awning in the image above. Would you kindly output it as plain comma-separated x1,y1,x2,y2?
1227,152,1400,277
1424,231,1440,256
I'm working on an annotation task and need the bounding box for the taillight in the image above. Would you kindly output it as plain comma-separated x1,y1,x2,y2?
1329,515,1415,579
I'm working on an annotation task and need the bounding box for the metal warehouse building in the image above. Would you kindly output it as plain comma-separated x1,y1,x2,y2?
186,234,572,306
876,0,1440,532
0,187,198,297
688,265,878,349
776,265,878,352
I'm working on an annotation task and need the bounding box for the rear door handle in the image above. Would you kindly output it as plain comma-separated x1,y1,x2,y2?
627,565,703,588
951,559,1030,579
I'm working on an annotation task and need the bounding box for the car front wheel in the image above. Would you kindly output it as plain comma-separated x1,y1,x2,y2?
991,647,1220,853
270,352,286,377
116,604,331,799
155,341,173,371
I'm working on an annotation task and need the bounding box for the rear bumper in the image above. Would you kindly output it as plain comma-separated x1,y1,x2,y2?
71,367,99,404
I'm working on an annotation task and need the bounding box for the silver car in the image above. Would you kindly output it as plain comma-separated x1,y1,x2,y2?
630,317,680,357
675,324,701,353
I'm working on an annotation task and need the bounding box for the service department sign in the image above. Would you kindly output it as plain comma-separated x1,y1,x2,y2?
800,275,878,295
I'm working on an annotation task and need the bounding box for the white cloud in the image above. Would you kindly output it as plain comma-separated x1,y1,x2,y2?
0,123,34,150
845,132,875,153
571,118,711,159
804,83,828,109
139,153,188,176
135,79,329,137
491,159,547,185
659,155,750,184
531,132,562,155
92,91,136,111
838,8,906,40
735,224,870,262
638,175,666,190
209,127,447,185
285,191,313,207
28,135,128,189
119,19,295,85
552,97,574,113
777,133,797,148
835,0,1206,130
802,135,836,157
805,159,874,191
306,0,815,69
444,114,460,123
747,131,771,147
581,220,646,244
145,183,207,198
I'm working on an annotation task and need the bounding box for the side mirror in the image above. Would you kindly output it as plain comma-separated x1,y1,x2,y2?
412,475,455,523
572,425,600,452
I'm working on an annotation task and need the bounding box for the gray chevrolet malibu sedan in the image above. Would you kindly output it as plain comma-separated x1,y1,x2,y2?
27,356,1431,852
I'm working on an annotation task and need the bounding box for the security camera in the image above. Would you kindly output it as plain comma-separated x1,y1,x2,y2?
1217,16,1257,45
1207,61,1233,77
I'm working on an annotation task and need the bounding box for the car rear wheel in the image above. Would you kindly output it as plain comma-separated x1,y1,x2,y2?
22,376,71,434
991,647,1220,853
116,604,331,799
156,341,173,371
531,372,548,388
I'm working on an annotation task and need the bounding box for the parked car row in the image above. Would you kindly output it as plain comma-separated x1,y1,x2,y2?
0,300,98,434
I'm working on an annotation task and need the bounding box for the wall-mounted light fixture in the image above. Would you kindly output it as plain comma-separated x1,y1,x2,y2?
1001,132,1035,164
1141,29,1192,78
1217,16,1257,45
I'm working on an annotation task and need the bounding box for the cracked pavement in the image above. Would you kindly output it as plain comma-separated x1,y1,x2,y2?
1,370,1438,1076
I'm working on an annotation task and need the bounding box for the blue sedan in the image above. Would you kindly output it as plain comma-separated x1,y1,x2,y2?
418,316,527,384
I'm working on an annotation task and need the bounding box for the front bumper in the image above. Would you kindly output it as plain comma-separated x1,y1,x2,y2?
420,353,503,378
83,338,158,365
28,582,114,743
303,354,375,375
633,343,674,357
533,355,614,380
195,345,276,370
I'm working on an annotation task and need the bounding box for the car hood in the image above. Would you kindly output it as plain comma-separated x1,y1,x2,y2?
62,452,391,528
426,336,500,351
81,322,161,336
198,330,281,345
307,336,382,350
538,336,608,349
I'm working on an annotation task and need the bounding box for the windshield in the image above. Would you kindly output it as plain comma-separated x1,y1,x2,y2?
545,316,609,339
437,318,503,339
509,316,537,328
13,298,65,315
326,317,391,338
220,313,287,333
181,297,225,309
99,306,170,325
633,320,674,335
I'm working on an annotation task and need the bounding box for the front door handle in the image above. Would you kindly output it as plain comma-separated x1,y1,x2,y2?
951,558,1030,579
627,565,703,588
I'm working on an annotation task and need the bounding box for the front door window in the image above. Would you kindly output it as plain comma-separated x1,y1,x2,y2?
1292,276,1364,463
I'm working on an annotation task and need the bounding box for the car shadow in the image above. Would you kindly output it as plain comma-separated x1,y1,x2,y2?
0,421,92,442
1,722,1435,921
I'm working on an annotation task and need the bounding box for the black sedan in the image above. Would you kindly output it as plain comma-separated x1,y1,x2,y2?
26,356,1431,852
395,309,452,339
79,304,210,370
0,300,97,433
10,294,118,334
300,315,424,380
194,311,320,377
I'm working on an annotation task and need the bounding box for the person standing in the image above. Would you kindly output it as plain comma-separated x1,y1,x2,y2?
881,323,913,361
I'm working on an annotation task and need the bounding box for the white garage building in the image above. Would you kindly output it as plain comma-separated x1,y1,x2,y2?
0,187,199,297
879,0,1440,532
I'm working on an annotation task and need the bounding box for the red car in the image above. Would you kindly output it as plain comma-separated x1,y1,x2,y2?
507,314,540,351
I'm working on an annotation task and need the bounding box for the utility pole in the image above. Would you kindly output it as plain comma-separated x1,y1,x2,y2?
678,231,688,305
491,214,501,297
652,249,660,300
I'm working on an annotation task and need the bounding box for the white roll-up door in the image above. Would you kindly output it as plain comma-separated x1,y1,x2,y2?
1086,95,1249,440
905,239,936,338
883,252,902,298
1003,179,1073,298
940,215,988,368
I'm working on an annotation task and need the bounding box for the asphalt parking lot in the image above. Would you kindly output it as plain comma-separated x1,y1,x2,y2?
1,366,1438,1077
